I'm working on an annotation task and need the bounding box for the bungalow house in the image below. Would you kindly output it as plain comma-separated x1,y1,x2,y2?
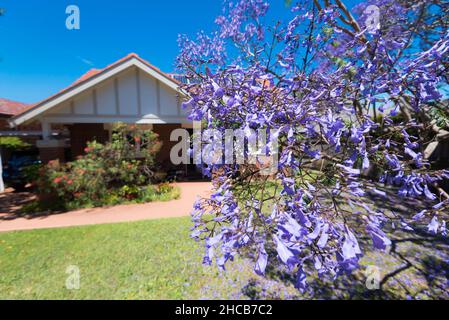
8,53,191,166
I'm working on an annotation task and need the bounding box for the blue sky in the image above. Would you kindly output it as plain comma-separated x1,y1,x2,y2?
0,0,360,104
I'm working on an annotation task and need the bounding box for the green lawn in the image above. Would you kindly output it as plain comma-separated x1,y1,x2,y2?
0,217,295,299
0,217,211,299
0,214,448,299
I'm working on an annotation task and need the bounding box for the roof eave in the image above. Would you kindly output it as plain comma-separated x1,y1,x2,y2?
10,55,184,127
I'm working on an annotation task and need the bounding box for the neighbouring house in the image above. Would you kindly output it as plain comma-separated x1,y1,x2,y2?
0,98,43,163
8,53,193,170
0,98,41,139
0,98,42,191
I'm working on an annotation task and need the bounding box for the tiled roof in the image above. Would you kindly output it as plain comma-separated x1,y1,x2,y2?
72,53,178,86
0,98,29,116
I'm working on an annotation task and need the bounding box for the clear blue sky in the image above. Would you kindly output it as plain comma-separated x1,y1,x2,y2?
0,0,361,104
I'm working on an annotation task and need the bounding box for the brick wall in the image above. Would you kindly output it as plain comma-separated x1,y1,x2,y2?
0,118,8,130
18,121,42,131
39,147,66,164
152,124,182,167
1,115,42,131
69,123,109,158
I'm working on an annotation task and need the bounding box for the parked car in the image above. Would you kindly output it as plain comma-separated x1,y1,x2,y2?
2,151,41,191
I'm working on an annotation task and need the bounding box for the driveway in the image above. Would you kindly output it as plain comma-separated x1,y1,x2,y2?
0,182,212,233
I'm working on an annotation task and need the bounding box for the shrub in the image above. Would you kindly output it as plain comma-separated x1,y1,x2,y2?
0,137,31,150
35,123,166,210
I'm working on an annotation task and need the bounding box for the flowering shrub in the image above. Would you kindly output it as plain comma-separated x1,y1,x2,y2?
177,0,449,291
36,123,164,210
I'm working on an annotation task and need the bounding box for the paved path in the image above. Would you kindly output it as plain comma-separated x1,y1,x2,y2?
0,182,212,233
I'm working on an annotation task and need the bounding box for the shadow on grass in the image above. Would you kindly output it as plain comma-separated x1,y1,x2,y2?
239,210,449,300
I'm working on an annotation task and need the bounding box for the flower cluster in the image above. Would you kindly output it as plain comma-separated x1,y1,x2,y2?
177,0,449,291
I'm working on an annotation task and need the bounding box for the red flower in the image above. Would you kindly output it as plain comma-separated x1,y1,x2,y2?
134,136,141,143
53,177,62,184
67,179,73,185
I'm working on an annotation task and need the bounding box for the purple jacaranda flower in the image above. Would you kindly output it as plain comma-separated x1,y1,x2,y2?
404,147,424,167
317,223,330,249
342,227,362,260
279,213,303,238
371,188,387,197
337,164,361,176
294,267,307,292
348,181,365,197
206,233,223,247
181,97,194,110
191,229,203,238
433,201,448,210
214,87,225,99
281,178,295,195
273,234,298,268
293,206,312,228
307,219,323,240
385,153,401,171
405,147,418,159
254,243,268,275
423,185,436,200
400,219,414,231
367,225,392,250
203,246,215,265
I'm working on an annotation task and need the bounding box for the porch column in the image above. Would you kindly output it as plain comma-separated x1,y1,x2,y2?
41,121,51,140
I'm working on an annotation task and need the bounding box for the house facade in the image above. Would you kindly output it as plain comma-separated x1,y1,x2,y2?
8,53,191,166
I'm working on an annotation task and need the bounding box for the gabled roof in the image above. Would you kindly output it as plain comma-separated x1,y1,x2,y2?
0,98,29,116
9,53,182,127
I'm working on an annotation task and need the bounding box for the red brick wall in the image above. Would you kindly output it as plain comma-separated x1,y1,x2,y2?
69,123,109,158
0,116,42,132
152,124,182,167
39,147,66,164
0,117,10,130
18,121,42,131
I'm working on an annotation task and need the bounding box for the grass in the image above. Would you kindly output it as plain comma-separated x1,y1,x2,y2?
0,217,292,300
0,217,202,299
1,204,448,299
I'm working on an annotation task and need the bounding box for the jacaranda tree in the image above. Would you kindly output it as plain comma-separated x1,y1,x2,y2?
176,0,449,291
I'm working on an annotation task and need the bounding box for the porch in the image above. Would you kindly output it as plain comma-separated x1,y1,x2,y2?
36,122,197,178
